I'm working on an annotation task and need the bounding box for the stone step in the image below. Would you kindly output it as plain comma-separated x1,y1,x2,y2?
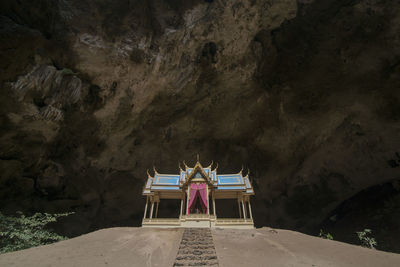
180,242,214,245
178,250,216,255
182,239,212,241
179,245,214,250
173,228,219,267
181,240,213,242
176,255,218,261
173,260,219,266
173,262,219,266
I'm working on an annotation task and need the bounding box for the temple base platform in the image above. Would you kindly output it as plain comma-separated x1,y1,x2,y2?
142,214,254,229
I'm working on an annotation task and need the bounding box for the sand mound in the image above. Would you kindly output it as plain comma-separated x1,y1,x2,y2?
0,227,399,267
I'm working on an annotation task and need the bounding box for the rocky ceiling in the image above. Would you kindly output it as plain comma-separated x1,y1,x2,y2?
0,0,399,252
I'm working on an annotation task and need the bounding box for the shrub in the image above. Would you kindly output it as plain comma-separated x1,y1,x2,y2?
319,229,334,240
356,229,377,249
0,211,73,254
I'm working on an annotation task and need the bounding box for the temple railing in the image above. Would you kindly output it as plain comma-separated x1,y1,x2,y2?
215,218,254,224
142,218,181,224
142,216,254,227
181,214,215,219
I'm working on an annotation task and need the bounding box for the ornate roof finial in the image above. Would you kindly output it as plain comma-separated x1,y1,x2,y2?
146,169,152,177
213,162,219,171
183,160,189,169
196,154,200,163
178,162,183,171
238,165,244,174
206,160,213,169
153,165,159,175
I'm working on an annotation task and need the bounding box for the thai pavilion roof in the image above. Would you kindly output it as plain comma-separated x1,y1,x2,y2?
142,159,254,196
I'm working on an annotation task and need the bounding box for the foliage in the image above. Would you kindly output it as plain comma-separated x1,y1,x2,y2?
319,229,333,240
356,229,377,249
0,211,73,254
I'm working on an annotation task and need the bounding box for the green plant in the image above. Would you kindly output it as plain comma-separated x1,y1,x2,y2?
0,211,73,254
319,229,333,240
356,229,377,249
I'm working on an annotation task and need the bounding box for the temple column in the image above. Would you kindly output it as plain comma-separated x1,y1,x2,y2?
238,199,242,218
241,199,247,222
155,201,159,218
180,197,183,218
206,184,210,215
143,196,148,219
186,187,190,215
213,193,216,217
149,199,154,221
248,200,253,220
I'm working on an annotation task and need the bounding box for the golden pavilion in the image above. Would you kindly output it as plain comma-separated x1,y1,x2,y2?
142,157,255,228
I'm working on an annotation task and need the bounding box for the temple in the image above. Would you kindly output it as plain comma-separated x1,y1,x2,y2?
142,157,255,228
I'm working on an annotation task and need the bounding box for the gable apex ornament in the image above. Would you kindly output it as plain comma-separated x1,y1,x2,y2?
184,162,213,186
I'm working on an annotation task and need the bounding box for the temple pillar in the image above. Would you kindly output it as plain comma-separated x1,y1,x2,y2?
206,184,210,215
155,201,159,218
241,199,247,222
238,199,242,218
213,193,216,217
143,196,148,219
180,197,183,218
149,200,154,221
186,187,190,215
248,200,253,220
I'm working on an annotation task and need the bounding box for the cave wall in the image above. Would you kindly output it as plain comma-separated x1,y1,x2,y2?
0,0,399,251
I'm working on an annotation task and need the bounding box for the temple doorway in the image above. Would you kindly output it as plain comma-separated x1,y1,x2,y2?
188,183,209,214
189,191,207,214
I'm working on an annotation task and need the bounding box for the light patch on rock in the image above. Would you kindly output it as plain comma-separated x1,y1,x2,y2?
40,105,64,121
11,65,82,121
184,4,209,29
58,0,75,21
79,33,108,49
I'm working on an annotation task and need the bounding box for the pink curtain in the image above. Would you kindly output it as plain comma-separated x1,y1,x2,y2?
188,183,208,214
188,184,198,211
198,184,208,213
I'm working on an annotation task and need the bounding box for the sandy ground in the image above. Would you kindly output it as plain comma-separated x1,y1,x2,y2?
0,227,399,267
213,228,400,267
0,228,183,267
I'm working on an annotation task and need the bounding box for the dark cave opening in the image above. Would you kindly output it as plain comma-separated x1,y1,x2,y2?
319,179,400,253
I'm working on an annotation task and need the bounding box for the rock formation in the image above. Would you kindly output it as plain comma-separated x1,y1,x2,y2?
0,0,399,252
